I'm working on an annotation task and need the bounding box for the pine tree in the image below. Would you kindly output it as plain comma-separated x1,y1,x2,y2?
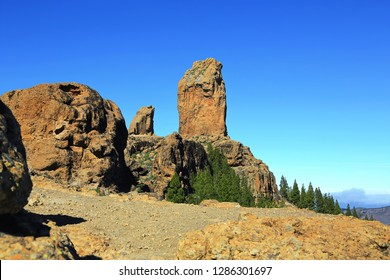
238,177,255,207
306,182,315,210
315,187,324,213
279,176,289,200
299,184,308,209
345,204,352,216
352,207,359,218
290,180,300,206
334,200,342,215
323,193,335,214
166,173,185,203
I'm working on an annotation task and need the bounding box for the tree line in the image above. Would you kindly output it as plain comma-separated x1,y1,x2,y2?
279,175,375,220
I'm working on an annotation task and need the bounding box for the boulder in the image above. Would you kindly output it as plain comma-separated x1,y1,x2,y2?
1,83,130,192
129,106,155,135
178,58,227,137
177,213,390,260
0,101,32,214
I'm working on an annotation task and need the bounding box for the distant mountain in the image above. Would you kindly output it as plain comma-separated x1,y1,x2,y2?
357,206,390,225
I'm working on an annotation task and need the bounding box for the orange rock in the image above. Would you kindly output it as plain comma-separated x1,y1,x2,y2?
1,83,130,192
177,215,390,260
178,58,227,137
129,106,155,135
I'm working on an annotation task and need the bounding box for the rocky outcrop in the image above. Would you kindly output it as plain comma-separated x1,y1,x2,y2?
124,135,162,192
0,101,32,214
1,83,130,192
213,138,278,198
124,133,209,197
152,133,209,196
189,136,279,199
0,211,81,260
129,106,155,135
177,213,390,260
178,58,227,137
176,58,278,199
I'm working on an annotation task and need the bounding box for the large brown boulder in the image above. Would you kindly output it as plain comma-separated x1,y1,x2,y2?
178,58,227,137
0,101,32,214
177,213,390,260
1,83,130,192
129,106,155,135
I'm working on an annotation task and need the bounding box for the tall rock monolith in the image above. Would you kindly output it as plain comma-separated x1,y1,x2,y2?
178,58,227,138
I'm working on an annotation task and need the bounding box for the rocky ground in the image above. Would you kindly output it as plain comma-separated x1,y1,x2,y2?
2,177,388,260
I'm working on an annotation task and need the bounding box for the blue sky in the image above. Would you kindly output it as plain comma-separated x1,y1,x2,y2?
1,0,389,206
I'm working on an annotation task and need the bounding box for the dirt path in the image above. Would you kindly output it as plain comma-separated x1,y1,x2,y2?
25,184,320,260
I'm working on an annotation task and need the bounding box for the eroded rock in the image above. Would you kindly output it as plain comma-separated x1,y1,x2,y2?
0,101,32,214
177,213,390,260
1,83,130,191
178,58,227,137
129,106,155,135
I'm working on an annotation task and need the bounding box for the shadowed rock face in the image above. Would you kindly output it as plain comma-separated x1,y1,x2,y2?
0,101,32,214
178,58,227,138
129,106,155,136
1,83,130,192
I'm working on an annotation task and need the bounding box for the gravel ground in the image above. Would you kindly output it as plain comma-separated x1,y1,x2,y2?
25,184,321,260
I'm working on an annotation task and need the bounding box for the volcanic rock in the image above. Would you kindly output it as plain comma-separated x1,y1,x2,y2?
0,101,32,214
189,136,279,199
152,133,209,196
1,83,130,191
178,58,227,137
129,106,155,135
0,211,80,260
124,133,208,197
124,134,162,192
177,213,390,260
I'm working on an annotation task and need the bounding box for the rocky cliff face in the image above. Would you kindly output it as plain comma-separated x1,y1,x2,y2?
1,83,130,192
129,106,155,135
152,133,209,196
207,137,278,198
178,58,227,137
124,133,208,197
0,101,32,214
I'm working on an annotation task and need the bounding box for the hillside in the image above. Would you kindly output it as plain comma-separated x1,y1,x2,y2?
1,180,389,260
358,206,390,225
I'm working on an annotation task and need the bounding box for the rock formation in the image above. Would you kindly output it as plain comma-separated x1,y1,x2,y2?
124,133,208,197
129,106,155,135
0,101,32,214
177,213,390,260
0,213,80,260
178,58,227,137
176,58,278,199
152,133,208,196
213,138,277,197
1,83,130,192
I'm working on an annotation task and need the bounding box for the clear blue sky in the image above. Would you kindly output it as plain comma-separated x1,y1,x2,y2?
1,0,389,205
